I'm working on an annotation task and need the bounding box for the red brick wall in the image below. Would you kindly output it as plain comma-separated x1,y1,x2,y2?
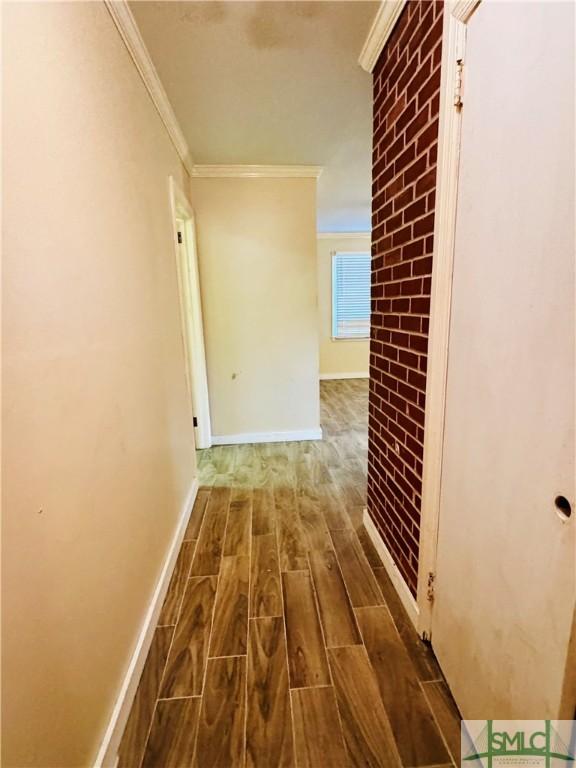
367,1,443,597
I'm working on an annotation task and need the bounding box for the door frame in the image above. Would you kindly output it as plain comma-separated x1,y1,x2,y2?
169,175,212,449
416,0,480,637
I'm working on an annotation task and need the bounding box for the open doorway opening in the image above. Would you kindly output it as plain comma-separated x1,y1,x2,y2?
169,176,212,450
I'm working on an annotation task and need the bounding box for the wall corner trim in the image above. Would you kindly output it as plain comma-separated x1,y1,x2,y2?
358,0,408,73
92,477,199,768
104,0,193,175
362,508,420,629
191,165,323,179
211,428,322,446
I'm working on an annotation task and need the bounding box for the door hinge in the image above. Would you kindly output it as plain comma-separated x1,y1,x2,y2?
427,571,436,602
193,416,198,427
454,58,464,109
177,231,183,244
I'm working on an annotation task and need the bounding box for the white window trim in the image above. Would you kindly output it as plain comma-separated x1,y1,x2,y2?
331,250,371,342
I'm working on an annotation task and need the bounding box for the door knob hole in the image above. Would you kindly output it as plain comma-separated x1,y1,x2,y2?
554,495,572,521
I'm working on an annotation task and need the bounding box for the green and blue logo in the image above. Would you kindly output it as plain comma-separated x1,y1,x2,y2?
462,720,576,767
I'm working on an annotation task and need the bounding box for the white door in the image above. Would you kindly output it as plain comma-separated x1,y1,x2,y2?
170,176,212,450
175,216,212,450
431,1,575,718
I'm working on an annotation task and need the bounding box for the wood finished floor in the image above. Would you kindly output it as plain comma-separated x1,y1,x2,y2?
119,380,461,768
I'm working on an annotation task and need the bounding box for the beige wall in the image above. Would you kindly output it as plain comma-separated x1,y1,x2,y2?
2,3,196,766
317,235,370,377
191,177,320,439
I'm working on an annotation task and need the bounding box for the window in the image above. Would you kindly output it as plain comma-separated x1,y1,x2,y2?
332,252,371,339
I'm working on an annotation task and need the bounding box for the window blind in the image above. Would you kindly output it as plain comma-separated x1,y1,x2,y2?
332,252,371,339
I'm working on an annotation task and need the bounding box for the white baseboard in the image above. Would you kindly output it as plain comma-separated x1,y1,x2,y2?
319,372,369,380
211,428,323,446
363,508,420,630
93,477,199,768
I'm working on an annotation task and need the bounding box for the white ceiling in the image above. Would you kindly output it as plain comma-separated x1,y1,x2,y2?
130,1,378,232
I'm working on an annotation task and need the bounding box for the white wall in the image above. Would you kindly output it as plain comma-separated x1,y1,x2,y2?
191,176,320,441
317,235,370,378
2,3,196,765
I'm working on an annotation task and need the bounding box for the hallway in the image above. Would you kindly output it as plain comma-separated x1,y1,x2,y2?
118,380,460,768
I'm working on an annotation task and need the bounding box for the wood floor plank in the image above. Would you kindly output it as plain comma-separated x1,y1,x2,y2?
142,697,200,768
194,656,247,768
320,486,353,531
291,686,349,768
421,680,463,764
330,530,383,607
160,576,217,699
118,626,173,768
246,617,293,768
308,548,361,648
252,488,275,535
329,467,366,509
223,488,252,556
282,570,330,688
328,645,402,768
347,505,365,532
124,382,377,768
275,487,308,571
372,566,443,681
158,540,195,626
250,533,282,618
211,446,235,476
190,486,231,577
233,444,258,486
356,527,382,569
297,487,333,553
184,489,211,542
355,606,450,766
209,554,249,657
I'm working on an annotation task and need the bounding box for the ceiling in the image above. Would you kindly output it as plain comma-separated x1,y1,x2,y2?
130,1,378,232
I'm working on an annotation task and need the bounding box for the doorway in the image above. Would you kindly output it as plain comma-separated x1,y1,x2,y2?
169,176,212,450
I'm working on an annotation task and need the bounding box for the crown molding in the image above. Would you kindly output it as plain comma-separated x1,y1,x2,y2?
191,165,323,179
358,0,408,73
317,232,371,240
452,0,481,23
104,0,193,175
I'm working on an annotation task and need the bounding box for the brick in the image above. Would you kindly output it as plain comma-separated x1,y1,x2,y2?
418,68,442,110
414,211,435,237
402,238,425,260
393,187,415,214
385,211,403,234
394,143,416,175
392,261,412,281
404,197,427,222
416,168,437,196
395,99,417,136
411,296,431,314
404,104,430,144
421,13,443,61
392,224,412,247
401,277,423,296
403,155,427,185
367,0,443,600
412,255,433,276
386,133,405,165
417,118,439,155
